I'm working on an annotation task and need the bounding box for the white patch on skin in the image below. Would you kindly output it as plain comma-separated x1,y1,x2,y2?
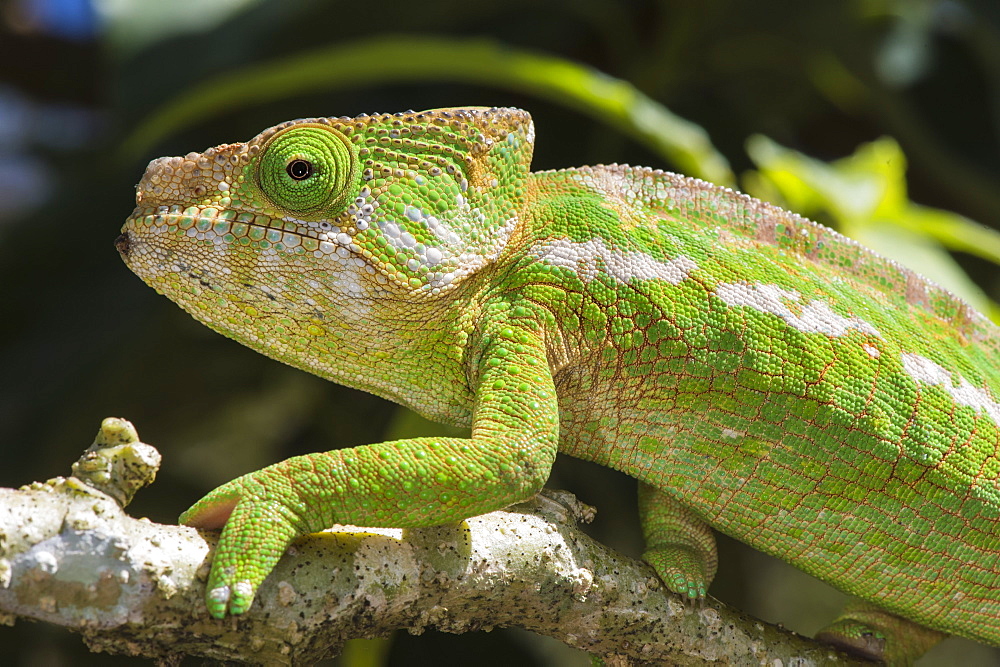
531,238,698,285
381,207,516,291
715,282,882,338
863,344,881,358
721,428,744,439
901,352,1000,426
377,204,466,279
392,206,461,249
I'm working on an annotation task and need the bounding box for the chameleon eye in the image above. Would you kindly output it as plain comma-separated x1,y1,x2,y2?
286,159,313,181
255,123,358,216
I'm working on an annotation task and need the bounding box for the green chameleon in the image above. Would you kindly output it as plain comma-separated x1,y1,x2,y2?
117,107,1000,662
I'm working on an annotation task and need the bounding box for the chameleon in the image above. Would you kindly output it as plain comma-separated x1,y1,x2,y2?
117,106,1000,663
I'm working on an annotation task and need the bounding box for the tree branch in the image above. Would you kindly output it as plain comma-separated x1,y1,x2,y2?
0,419,865,665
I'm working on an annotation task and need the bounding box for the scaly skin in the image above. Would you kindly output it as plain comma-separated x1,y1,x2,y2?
118,107,1000,661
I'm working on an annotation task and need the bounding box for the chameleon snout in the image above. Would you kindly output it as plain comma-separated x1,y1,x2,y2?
134,147,244,208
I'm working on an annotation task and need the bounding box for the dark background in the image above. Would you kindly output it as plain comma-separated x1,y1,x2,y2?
2,0,999,664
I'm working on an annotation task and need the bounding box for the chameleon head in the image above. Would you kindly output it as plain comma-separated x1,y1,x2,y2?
117,107,534,390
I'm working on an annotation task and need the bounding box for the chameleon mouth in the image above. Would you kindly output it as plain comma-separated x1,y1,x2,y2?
114,225,187,279
114,231,131,257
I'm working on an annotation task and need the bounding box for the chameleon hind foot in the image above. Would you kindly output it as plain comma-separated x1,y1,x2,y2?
642,545,713,599
815,598,946,665
638,481,717,599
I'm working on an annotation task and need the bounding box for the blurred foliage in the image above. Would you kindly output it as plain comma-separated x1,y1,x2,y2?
96,0,263,54
119,37,734,186
2,0,1000,665
745,134,1000,320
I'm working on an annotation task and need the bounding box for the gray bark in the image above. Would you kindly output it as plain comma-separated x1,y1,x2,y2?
0,418,864,665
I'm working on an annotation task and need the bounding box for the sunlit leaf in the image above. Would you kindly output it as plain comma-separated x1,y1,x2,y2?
746,134,1000,321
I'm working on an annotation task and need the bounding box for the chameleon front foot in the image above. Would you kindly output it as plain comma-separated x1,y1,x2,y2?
180,471,304,618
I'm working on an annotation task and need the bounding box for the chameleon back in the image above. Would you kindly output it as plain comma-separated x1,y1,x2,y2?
518,163,1000,646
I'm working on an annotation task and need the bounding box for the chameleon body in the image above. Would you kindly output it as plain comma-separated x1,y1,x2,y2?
118,107,1000,661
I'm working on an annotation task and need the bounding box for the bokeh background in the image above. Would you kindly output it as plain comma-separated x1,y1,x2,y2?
2,0,1000,664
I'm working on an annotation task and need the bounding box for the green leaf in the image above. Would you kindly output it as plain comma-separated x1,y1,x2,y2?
745,134,1000,321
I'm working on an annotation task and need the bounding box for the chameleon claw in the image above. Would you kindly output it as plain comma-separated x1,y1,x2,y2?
206,580,255,618
207,584,232,620
229,580,255,615
205,580,257,618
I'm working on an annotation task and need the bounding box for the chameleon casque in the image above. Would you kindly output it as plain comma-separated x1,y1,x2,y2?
117,107,1000,662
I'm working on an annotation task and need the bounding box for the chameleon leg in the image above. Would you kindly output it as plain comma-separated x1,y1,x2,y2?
815,597,947,664
179,314,562,618
638,482,717,598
